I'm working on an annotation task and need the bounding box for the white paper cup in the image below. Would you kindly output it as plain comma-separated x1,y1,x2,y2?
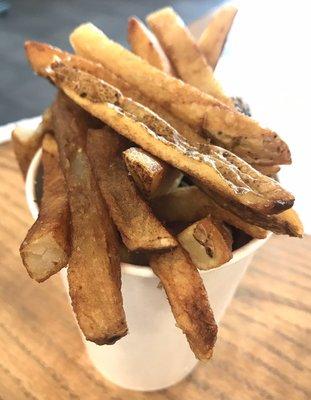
26,149,270,391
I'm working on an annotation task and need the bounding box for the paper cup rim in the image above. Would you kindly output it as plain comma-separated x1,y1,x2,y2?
25,148,271,278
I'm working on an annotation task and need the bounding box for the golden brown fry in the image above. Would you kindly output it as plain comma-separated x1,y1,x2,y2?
178,217,233,270
87,128,177,251
152,186,268,239
52,92,127,345
43,62,294,216
128,16,175,75
20,134,70,282
146,7,232,106
123,147,182,198
198,5,238,70
12,108,52,177
25,40,206,148
149,246,217,360
69,23,290,166
196,184,303,237
254,164,280,176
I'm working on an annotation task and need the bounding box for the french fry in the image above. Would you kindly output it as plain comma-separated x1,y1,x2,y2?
87,128,177,251
254,164,280,176
44,63,294,215
128,16,175,75
178,217,232,270
198,5,238,70
146,7,232,106
12,108,52,177
152,186,268,239
25,41,206,148
196,184,304,237
69,23,291,166
149,246,217,360
123,147,182,198
20,134,70,282
52,92,127,345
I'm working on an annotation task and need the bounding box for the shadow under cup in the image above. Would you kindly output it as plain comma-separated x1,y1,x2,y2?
25,149,270,392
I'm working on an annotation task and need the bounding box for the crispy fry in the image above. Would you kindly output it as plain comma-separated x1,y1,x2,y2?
123,147,182,198
12,108,52,177
198,5,238,69
196,184,303,237
20,134,70,282
254,164,280,176
52,92,127,345
128,16,175,75
44,63,294,215
149,246,217,360
178,217,232,270
152,186,268,239
87,128,177,251
25,41,206,148
69,23,290,166
146,7,232,106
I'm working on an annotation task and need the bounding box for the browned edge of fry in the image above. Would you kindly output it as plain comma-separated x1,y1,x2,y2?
198,5,238,69
20,133,70,282
123,147,182,198
128,16,176,75
150,245,217,360
151,186,268,239
86,127,177,251
146,7,233,106
178,216,233,270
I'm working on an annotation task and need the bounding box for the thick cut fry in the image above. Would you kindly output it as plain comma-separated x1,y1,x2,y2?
52,92,127,345
254,164,280,176
44,63,294,216
146,7,232,106
196,184,303,237
198,5,238,69
12,108,52,177
20,134,70,282
123,147,182,198
152,186,268,239
87,128,177,251
25,41,206,148
150,246,217,360
178,217,233,270
128,16,175,75
69,23,291,166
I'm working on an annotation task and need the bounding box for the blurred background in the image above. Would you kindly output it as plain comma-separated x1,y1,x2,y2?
0,0,223,124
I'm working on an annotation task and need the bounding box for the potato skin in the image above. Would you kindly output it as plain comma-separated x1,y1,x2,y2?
20,134,70,282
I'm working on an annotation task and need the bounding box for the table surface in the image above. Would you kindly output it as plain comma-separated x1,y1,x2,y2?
0,142,310,400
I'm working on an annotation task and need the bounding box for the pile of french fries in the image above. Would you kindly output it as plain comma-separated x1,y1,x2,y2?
13,5,303,360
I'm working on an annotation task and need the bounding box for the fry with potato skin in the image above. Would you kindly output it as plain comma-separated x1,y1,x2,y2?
198,5,238,70
43,62,294,216
52,92,127,345
20,134,70,282
128,16,175,75
123,147,182,198
178,217,233,270
12,108,52,178
149,246,217,360
196,183,303,237
69,23,290,166
146,7,232,106
24,41,206,148
254,164,280,176
152,186,268,239
87,128,177,251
